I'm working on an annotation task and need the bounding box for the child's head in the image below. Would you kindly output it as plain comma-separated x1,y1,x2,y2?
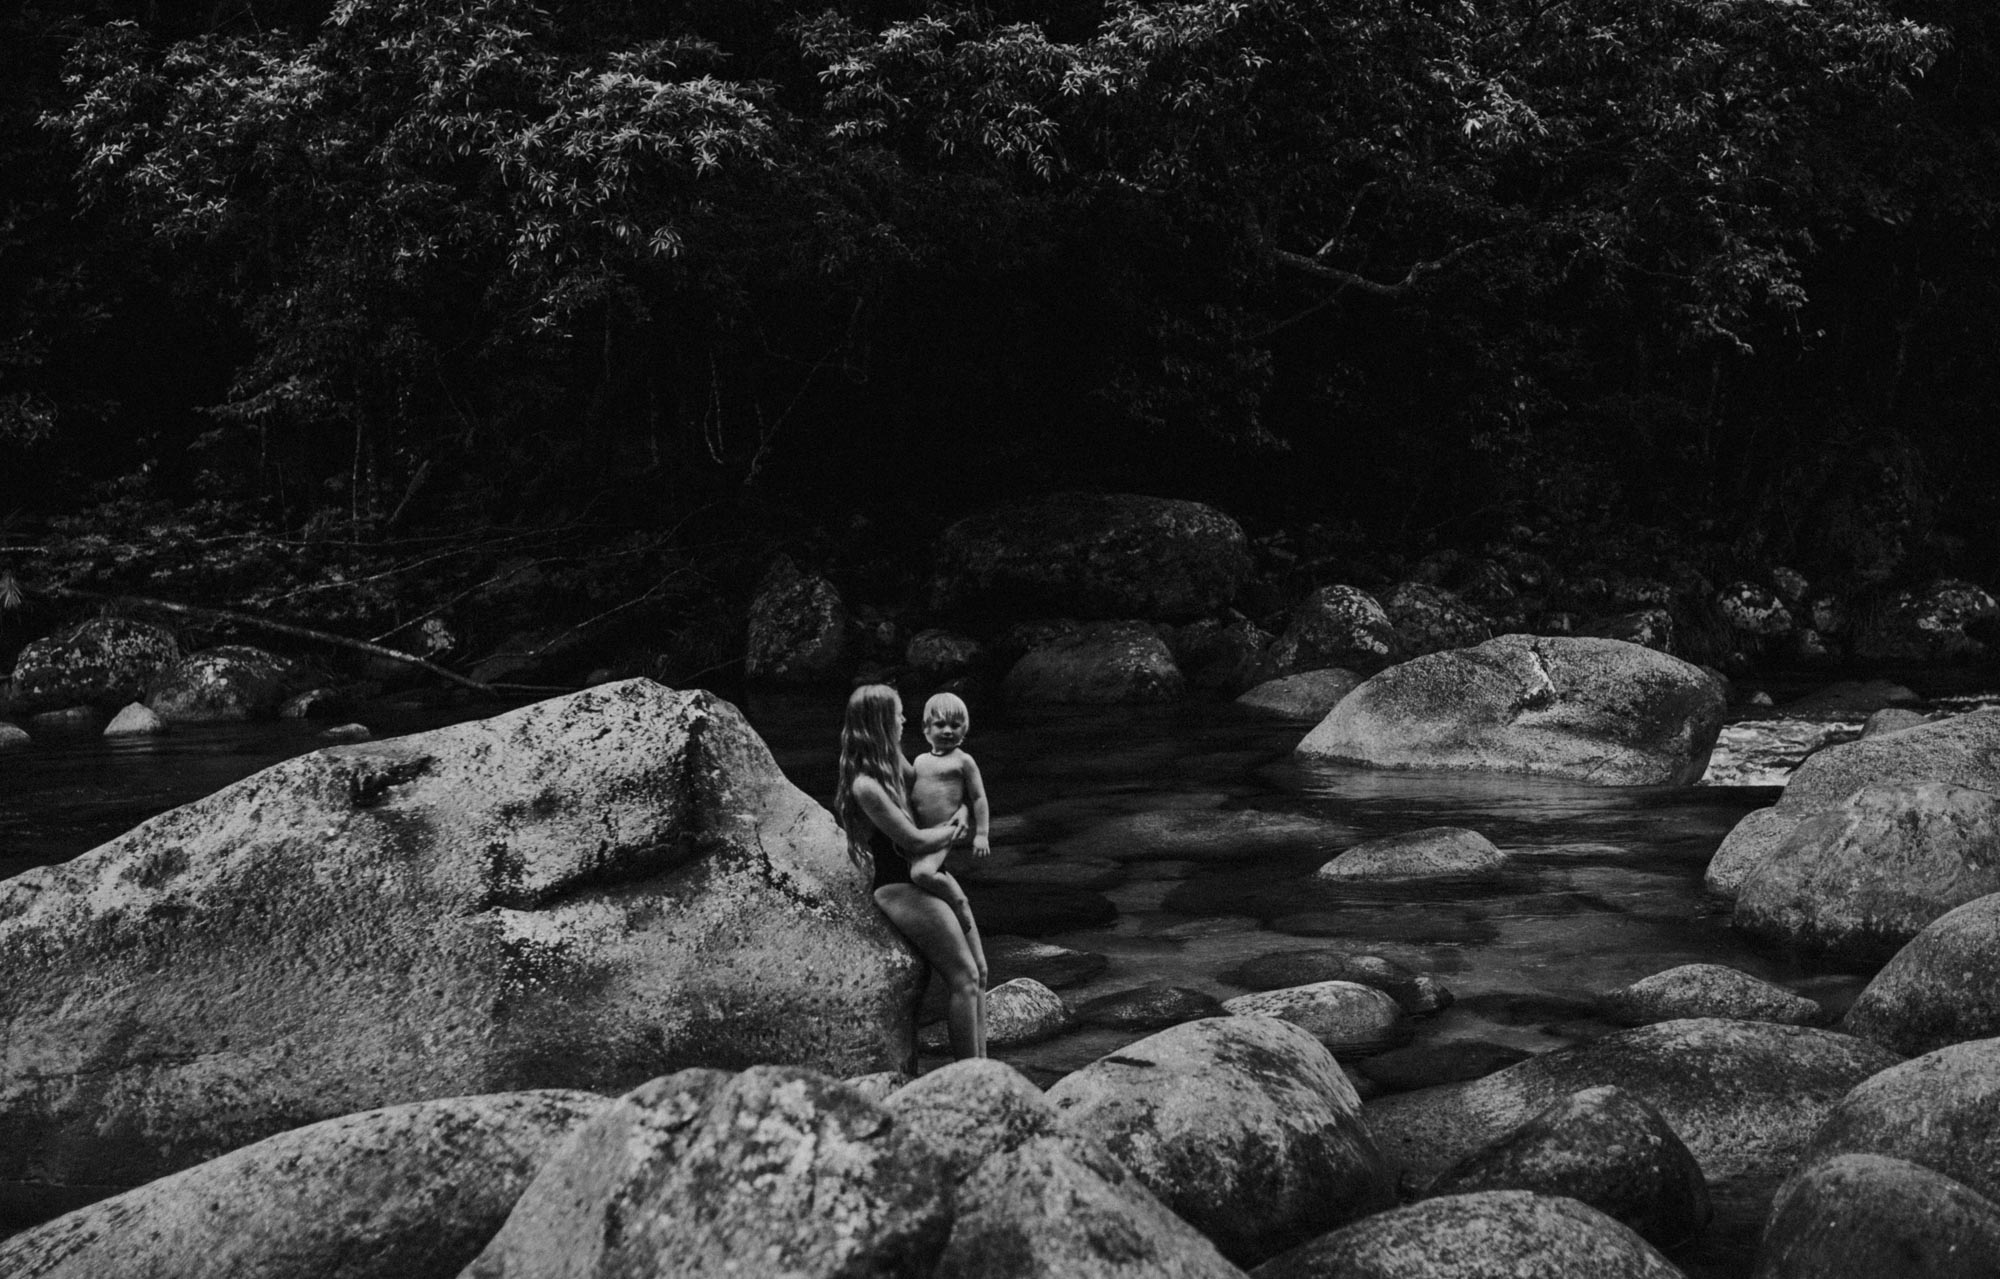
922,691,969,752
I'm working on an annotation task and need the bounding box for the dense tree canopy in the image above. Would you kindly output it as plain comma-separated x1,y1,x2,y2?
2,0,1997,655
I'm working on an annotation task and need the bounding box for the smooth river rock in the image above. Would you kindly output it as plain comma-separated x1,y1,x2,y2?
1222,981,1406,1055
1046,1016,1392,1265
1235,668,1363,719
1752,1153,2000,1279
1802,1036,2000,1203
462,1067,949,1279
1296,635,1725,786
1252,1190,1688,1279
1602,964,1821,1028
1843,892,2000,1056
101,702,166,737
0,722,28,749
1362,1019,1902,1205
0,680,921,1216
0,1090,606,1279
1425,1085,1710,1248
1223,948,1452,1014
1315,826,1507,882
1002,621,1186,704
920,977,1069,1052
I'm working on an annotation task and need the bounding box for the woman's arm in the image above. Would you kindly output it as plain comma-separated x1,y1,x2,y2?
853,775,963,854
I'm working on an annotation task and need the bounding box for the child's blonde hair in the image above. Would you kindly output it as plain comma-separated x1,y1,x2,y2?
835,684,909,868
923,691,970,728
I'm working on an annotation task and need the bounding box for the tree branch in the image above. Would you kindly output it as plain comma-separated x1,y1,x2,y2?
1268,235,1496,297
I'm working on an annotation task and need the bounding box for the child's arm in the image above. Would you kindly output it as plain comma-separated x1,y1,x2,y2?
963,753,991,858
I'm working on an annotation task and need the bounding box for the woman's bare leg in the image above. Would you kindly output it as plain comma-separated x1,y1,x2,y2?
875,885,983,1061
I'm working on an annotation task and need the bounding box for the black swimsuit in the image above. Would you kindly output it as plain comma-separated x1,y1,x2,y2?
869,825,913,890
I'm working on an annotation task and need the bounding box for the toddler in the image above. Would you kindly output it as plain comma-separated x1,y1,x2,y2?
907,692,991,1027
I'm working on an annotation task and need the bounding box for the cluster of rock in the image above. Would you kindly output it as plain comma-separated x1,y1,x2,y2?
0,615,342,746
736,492,2000,720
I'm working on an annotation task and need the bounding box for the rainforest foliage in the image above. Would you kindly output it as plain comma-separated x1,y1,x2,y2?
2,0,1997,646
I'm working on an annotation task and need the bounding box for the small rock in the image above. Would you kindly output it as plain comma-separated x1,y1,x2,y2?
278,688,343,719
1234,668,1362,719
1315,826,1507,882
1717,582,1794,640
320,723,372,741
0,722,29,750
1253,1190,1687,1279
1424,1085,1711,1248
1358,1040,1532,1092
28,705,96,730
1603,964,1822,1027
1073,984,1226,1032
102,703,166,738
1222,948,1451,1015
1755,1153,2000,1279
1221,980,1405,1055
1861,706,1928,737
1047,1016,1391,1265
921,977,1069,1052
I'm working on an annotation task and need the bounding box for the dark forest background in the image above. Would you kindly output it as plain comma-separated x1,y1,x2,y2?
3,0,1997,683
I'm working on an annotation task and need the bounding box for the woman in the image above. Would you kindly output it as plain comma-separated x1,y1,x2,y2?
835,683,988,1060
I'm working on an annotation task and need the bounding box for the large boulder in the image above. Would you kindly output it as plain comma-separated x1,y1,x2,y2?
1259,586,1400,679
1379,581,1492,659
1252,1191,1688,1279
143,644,304,722
1753,1154,2000,1279
931,493,1252,622
1708,711,2000,897
1296,635,1726,786
1601,964,1821,1028
1363,1020,1901,1207
1802,1037,2000,1203
1045,1016,1392,1265
8,616,180,712
1002,621,1185,704
936,1135,1248,1279
0,1090,606,1279
1842,892,2000,1056
1733,782,2000,964
0,680,921,1216
744,555,852,684
1424,1086,1711,1248
462,1067,951,1279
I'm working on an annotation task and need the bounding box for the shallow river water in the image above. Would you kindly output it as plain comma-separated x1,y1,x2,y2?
0,686,1884,1271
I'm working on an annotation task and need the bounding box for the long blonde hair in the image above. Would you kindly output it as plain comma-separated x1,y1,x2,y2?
834,683,909,867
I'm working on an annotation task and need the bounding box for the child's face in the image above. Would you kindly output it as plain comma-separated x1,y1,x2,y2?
923,714,967,754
